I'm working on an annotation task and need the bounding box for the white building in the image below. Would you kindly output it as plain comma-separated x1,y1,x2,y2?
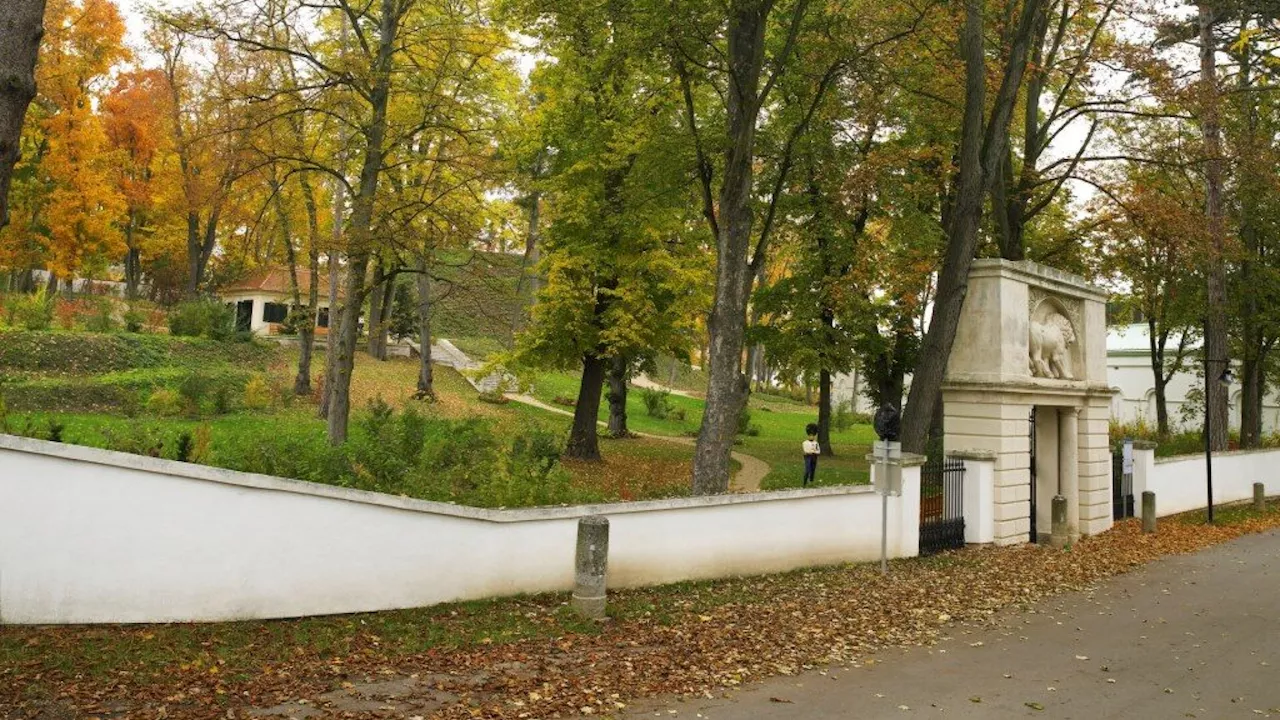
1104,323,1280,433
833,322,1280,434
218,267,340,336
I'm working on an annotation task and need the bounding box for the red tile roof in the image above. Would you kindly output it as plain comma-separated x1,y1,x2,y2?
219,267,342,299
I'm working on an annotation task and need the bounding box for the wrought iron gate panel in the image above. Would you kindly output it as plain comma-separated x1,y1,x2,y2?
1029,408,1037,543
920,457,966,555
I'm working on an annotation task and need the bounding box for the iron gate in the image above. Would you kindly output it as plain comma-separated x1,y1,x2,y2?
920,457,966,555
1112,451,1134,519
1029,408,1037,543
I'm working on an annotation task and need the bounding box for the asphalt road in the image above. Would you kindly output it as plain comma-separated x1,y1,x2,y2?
630,529,1280,719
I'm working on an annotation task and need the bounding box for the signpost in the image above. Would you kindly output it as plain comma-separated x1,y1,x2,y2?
872,438,902,575
872,403,902,575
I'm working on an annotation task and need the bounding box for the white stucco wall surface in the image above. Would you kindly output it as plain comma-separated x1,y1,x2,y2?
1133,446,1279,518
0,435,919,624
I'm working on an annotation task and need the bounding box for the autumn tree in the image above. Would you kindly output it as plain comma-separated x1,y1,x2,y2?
898,0,1048,453
674,0,921,492
509,0,708,459
103,69,173,298
1092,140,1206,436
37,0,129,286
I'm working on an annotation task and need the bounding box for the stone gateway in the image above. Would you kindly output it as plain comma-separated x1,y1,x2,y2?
942,260,1115,546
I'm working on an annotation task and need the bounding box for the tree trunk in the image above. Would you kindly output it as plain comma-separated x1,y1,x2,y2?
567,354,607,460
689,0,771,496
817,368,833,455
1198,3,1229,451
319,251,339,419
1241,358,1261,447
415,254,435,400
0,0,44,229
606,355,630,438
1155,375,1170,438
326,253,369,444
366,264,385,360
899,0,1043,453
512,189,541,339
123,243,141,300
376,277,393,354
295,174,322,397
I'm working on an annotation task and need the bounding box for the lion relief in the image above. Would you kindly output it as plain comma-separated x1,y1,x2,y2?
1028,312,1076,380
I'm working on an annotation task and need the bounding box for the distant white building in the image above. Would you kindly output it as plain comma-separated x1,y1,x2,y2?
218,267,340,336
1105,324,1280,434
832,322,1280,434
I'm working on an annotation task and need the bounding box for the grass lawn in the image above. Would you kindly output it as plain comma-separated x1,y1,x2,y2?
5,340,705,506
525,369,874,488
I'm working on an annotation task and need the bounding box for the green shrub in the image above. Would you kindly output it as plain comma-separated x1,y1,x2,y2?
737,407,759,436
169,300,236,340
84,298,118,333
212,383,235,414
242,375,273,411
123,307,145,333
168,301,209,337
146,388,183,417
12,290,54,331
102,422,167,457
177,372,213,415
641,388,673,419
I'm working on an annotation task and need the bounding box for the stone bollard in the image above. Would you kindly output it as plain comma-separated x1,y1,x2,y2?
572,515,609,620
1142,491,1157,533
1049,495,1068,548
1255,483,1266,512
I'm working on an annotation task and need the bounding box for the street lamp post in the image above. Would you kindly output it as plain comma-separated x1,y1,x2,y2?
1203,356,1236,525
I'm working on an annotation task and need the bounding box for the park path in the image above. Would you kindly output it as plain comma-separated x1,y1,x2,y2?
505,393,768,493
429,339,769,492
627,528,1280,719
630,373,698,398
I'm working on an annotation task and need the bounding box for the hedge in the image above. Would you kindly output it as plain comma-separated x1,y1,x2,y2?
0,330,277,377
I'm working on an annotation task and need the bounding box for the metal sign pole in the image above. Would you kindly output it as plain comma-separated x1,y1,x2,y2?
878,439,889,575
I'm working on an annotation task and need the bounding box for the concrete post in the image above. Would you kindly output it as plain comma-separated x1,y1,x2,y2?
1142,491,1156,533
572,516,609,620
1255,483,1266,512
1049,495,1068,548
1058,407,1080,542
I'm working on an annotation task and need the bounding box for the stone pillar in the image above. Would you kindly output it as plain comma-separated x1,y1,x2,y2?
1049,495,1069,548
1129,441,1157,497
1255,483,1266,512
955,450,996,544
572,516,609,620
1058,407,1080,541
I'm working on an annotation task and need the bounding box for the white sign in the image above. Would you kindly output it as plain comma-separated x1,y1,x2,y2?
873,440,902,496
1122,439,1134,475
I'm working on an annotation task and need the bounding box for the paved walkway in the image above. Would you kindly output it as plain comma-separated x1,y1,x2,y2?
629,529,1280,719
631,373,698,398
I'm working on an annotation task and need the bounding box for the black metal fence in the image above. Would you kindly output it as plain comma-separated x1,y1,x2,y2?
1112,451,1134,519
920,457,966,555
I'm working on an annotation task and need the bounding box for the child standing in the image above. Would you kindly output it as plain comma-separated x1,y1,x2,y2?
802,422,821,486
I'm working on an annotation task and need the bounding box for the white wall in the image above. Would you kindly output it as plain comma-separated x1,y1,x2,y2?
1131,446,1275,518
0,435,920,624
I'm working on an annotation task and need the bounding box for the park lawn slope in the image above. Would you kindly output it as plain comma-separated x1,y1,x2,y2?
525,369,873,487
